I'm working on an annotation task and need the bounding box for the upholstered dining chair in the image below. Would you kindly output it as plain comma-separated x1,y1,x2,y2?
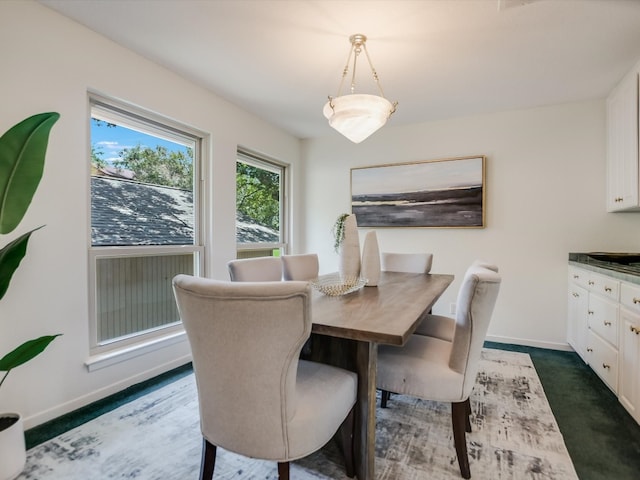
376,266,501,479
381,252,433,274
227,256,282,281
378,252,435,402
414,260,499,341
282,253,319,281
381,251,446,337
172,275,357,480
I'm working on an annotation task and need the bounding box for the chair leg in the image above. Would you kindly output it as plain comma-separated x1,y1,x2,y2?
464,397,472,433
452,401,471,479
339,406,356,478
381,389,391,408
300,338,312,358
200,438,216,480
277,462,290,480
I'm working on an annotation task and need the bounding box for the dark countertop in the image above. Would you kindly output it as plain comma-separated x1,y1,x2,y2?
569,252,640,285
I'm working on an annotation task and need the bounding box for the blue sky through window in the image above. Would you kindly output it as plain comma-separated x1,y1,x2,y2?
91,118,189,166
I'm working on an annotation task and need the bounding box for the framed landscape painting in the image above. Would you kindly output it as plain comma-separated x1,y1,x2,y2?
350,155,486,228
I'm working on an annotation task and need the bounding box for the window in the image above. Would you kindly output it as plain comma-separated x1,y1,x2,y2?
236,151,287,258
88,94,204,357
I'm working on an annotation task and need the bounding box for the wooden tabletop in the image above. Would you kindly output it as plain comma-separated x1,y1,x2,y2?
311,271,455,345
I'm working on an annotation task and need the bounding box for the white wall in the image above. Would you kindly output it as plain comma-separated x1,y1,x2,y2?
0,1,301,427
303,100,640,350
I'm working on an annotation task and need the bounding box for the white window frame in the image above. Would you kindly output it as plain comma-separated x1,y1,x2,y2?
87,93,206,368
236,149,288,257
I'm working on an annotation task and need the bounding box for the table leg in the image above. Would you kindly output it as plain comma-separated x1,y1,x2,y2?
309,334,378,480
355,340,377,480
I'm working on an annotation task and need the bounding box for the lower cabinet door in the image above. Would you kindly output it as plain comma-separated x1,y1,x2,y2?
587,329,619,393
619,307,640,422
568,283,589,362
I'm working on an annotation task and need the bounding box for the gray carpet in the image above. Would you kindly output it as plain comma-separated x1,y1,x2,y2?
19,349,578,479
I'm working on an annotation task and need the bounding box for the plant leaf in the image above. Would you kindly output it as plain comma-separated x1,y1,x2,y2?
0,335,62,372
0,112,60,234
0,226,43,301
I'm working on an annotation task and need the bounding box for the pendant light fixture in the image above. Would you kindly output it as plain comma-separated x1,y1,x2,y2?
323,34,397,143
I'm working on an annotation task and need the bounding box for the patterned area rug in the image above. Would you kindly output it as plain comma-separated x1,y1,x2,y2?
19,349,578,479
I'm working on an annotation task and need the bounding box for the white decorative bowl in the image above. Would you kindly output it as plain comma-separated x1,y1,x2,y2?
310,273,367,296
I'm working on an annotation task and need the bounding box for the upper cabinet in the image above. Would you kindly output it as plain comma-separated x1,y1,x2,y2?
607,64,640,212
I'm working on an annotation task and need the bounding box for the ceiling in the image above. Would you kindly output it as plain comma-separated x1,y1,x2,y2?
39,0,640,140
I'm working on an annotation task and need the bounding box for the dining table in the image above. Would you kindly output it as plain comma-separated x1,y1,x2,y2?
308,270,455,480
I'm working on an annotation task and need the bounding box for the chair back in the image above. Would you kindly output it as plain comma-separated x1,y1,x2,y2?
381,252,433,274
471,259,499,272
227,256,282,281
448,266,501,397
282,253,319,281
172,275,311,459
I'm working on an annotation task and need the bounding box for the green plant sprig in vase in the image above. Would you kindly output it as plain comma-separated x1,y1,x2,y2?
332,213,350,253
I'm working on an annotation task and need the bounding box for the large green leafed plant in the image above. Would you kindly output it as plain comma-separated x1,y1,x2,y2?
0,112,61,394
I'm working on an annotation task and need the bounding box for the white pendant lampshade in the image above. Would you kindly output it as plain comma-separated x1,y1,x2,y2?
323,94,395,144
324,34,397,143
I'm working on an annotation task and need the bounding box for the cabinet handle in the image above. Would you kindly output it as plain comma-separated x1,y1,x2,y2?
573,274,579,279
588,310,594,315
604,286,612,292
615,197,624,202
603,363,611,370
631,326,640,335
634,298,640,305
572,292,580,298
587,347,593,352
588,280,595,286
604,321,612,326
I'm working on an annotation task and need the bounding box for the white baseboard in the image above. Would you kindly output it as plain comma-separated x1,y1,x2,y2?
24,354,192,429
485,334,575,352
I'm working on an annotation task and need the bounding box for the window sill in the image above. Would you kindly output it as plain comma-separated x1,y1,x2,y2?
85,330,188,372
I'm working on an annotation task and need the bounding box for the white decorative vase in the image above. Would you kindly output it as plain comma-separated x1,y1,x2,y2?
338,214,361,278
0,413,26,480
360,230,381,286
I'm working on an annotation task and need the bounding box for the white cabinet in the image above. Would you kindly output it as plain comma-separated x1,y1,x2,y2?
567,267,620,393
568,270,589,362
619,283,640,423
586,272,619,348
586,329,619,392
585,272,620,392
587,272,620,303
606,67,639,211
568,264,640,424
588,293,618,347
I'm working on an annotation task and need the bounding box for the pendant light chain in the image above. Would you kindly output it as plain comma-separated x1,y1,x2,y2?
361,43,395,115
350,41,362,94
361,43,384,97
333,46,355,99
331,35,397,113
323,33,397,143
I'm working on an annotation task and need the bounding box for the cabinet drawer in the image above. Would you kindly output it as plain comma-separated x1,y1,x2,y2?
588,273,620,301
620,282,640,313
588,295,619,347
569,267,590,290
587,330,619,393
